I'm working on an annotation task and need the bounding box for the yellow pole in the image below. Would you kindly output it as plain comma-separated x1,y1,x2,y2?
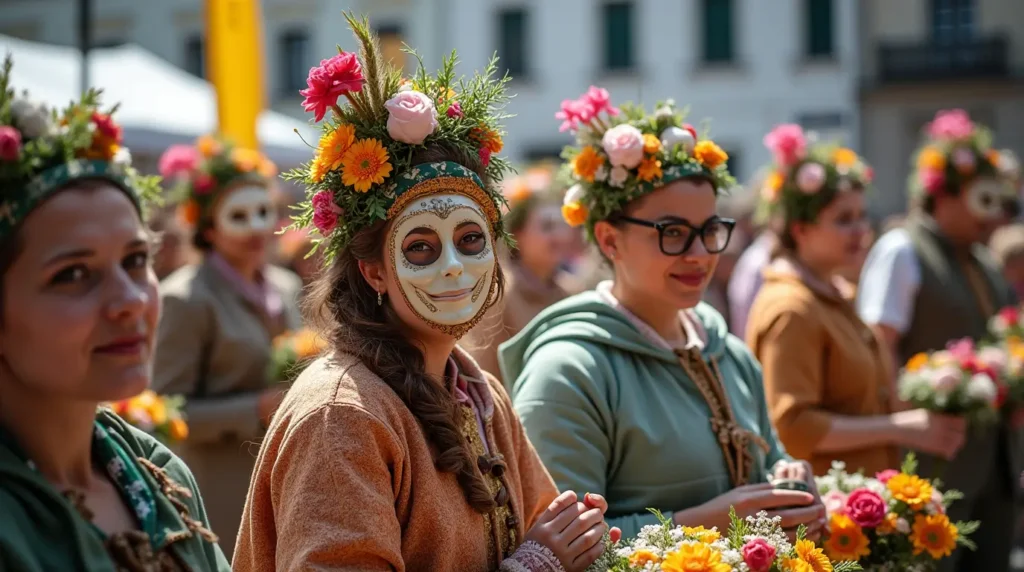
205,0,264,150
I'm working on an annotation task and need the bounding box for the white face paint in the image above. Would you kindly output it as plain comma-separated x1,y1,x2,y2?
215,185,277,237
389,193,496,331
965,177,1009,220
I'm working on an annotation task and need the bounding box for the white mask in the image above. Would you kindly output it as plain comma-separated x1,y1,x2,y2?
389,193,497,336
215,185,277,237
965,177,1008,220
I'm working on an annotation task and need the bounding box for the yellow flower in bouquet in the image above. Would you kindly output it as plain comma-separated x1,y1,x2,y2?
108,390,188,444
911,513,959,559
269,328,328,383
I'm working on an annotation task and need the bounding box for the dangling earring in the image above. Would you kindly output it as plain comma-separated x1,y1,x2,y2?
377,290,383,306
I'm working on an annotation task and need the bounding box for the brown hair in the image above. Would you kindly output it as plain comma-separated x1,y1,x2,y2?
303,143,504,513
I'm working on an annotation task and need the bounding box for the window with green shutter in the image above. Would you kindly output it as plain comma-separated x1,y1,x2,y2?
498,8,528,78
807,0,834,57
602,1,634,71
702,0,734,64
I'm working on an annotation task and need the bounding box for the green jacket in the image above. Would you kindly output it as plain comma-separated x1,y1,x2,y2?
0,410,230,571
499,292,788,538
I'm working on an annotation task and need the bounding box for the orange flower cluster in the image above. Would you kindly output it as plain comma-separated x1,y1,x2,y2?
108,390,189,443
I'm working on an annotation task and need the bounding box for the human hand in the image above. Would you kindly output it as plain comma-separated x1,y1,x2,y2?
892,409,966,460
581,492,621,543
524,491,609,572
679,482,822,535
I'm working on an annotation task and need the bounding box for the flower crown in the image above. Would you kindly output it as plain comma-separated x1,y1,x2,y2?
159,135,277,226
757,124,873,223
285,14,513,261
502,162,559,210
556,89,735,235
911,109,1005,199
0,55,160,238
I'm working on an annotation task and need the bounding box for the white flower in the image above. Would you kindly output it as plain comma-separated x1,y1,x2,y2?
10,97,54,139
594,164,609,182
654,105,674,122
997,150,1020,177
113,147,132,167
896,517,911,534
563,184,584,206
609,166,629,188
966,372,998,404
660,126,695,154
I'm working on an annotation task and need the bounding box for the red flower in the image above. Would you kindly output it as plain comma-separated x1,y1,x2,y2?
446,102,463,119
682,123,698,141
479,147,492,167
741,538,776,572
91,112,123,144
194,173,216,195
844,488,886,528
999,305,1020,326
875,469,899,484
0,126,22,161
300,52,365,122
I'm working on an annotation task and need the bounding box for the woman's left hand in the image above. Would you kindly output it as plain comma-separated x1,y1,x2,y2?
582,493,622,544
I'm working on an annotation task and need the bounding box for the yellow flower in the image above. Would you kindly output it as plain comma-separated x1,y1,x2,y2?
637,156,663,182
133,390,167,425
231,148,262,172
986,149,1002,167
682,525,720,543
917,146,947,171
887,473,933,510
628,549,661,566
340,138,393,192
911,513,959,559
313,124,356,181
661,543,731,572
643,133,662,155
788,539,833,572
694,140,729,169
561,202,588,227
833,147,859,168
169,418,189,441
824,513,871,561
294,329,326,359
571,146,604,183
196,135,221,158
905,352,929,373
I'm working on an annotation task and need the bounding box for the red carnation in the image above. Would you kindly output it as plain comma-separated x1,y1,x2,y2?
91,112,123,144
0,126,22,161
844,488,886,528
300,52,365,122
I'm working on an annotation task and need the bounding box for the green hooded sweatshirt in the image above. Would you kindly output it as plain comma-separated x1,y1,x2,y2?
499,291,788,539
0,409,230,571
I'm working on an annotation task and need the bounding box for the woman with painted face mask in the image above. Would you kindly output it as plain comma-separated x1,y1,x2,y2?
152,136,303,556
0,58,229,570
466,164,573,384
500,90,826,540
744,125,965,477
232,17,616,572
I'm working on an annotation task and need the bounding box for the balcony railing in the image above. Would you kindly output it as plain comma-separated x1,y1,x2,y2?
877,35,1010,83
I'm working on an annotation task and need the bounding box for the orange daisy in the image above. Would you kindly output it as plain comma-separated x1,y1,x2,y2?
694,140,729,169
787,539,833,572
561,203,588,227
643,133,662,155
341,138,393,192
637,156,663,182
911,513,959,559
887,473,933,510
917,146,947,171
572,146,604,183
196,135,222,158
824,513,871,561
311,124,356,182
905,353,929,373
661,543,731,572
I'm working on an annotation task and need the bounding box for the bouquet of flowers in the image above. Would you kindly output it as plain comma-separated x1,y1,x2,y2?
585,508,861,572
268,328,327,383
107,390,189,444
814,455,977,571
898,338,1004,425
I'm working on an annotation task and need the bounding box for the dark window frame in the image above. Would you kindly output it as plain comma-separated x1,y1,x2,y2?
701,0,734,64
496,8,528,78
279,28,311,95
602,1,635,72
805,0,834,58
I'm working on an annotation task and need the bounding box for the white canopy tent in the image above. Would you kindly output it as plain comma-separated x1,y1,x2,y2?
0,34,317,167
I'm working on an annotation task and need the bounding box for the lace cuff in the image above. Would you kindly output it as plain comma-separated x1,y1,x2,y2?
498,541,565,572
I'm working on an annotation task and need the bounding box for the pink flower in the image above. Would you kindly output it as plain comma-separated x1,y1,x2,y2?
194,173,216,195
581,86,619,117
947,338,976,361
821,490,848,516
920,169,946,195
300,52,365,122
763,124,807,168
158,144,201,178
796,162,826,194
311,190,342,236
555,98,594,133
864,166,875,183
0,126,22,161
446,102,463,119
479,147,492,167
875,469,899,484
928,488,946,514
384,90,438,145
930,365,964,395
741,538,777,572
845,488,887,528
601,124,645,169
952,147,977,173
928,109,974,141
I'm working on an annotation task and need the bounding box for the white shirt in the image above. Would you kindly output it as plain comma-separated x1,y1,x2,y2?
856,228,922,335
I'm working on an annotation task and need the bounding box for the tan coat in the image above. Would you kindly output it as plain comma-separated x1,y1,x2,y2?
152,260,303,558
233,347,559,571
465,261,568,384
745,259,899,476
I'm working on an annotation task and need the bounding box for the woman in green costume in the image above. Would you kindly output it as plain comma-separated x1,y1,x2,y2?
0,58,229,571
500,89,827,540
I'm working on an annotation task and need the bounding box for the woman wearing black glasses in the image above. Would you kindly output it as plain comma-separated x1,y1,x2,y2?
499,93,825,540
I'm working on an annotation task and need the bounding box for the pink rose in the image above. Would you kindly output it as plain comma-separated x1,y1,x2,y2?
601,124,644,169
311,190,342,236
928,109,974,141
741,538,777,572
796,162,826,194
158,144,200,178
821,490,848,516
763,124,807,168
446,102,463,119
875,469,899,484
300,52,365,122
845,488,887,528
947,338,976,360
555,98,595,133
921,169,946,195
0,126,23,161
385,90,438,145
582,86,619,117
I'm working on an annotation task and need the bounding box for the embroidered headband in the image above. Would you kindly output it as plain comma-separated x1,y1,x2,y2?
158,135,277,227
0,55,160,239
756,124,873,223
285,13,514,262
556,89,735,238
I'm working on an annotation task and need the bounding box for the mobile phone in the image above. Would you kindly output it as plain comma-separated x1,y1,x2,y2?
772,478,810,493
